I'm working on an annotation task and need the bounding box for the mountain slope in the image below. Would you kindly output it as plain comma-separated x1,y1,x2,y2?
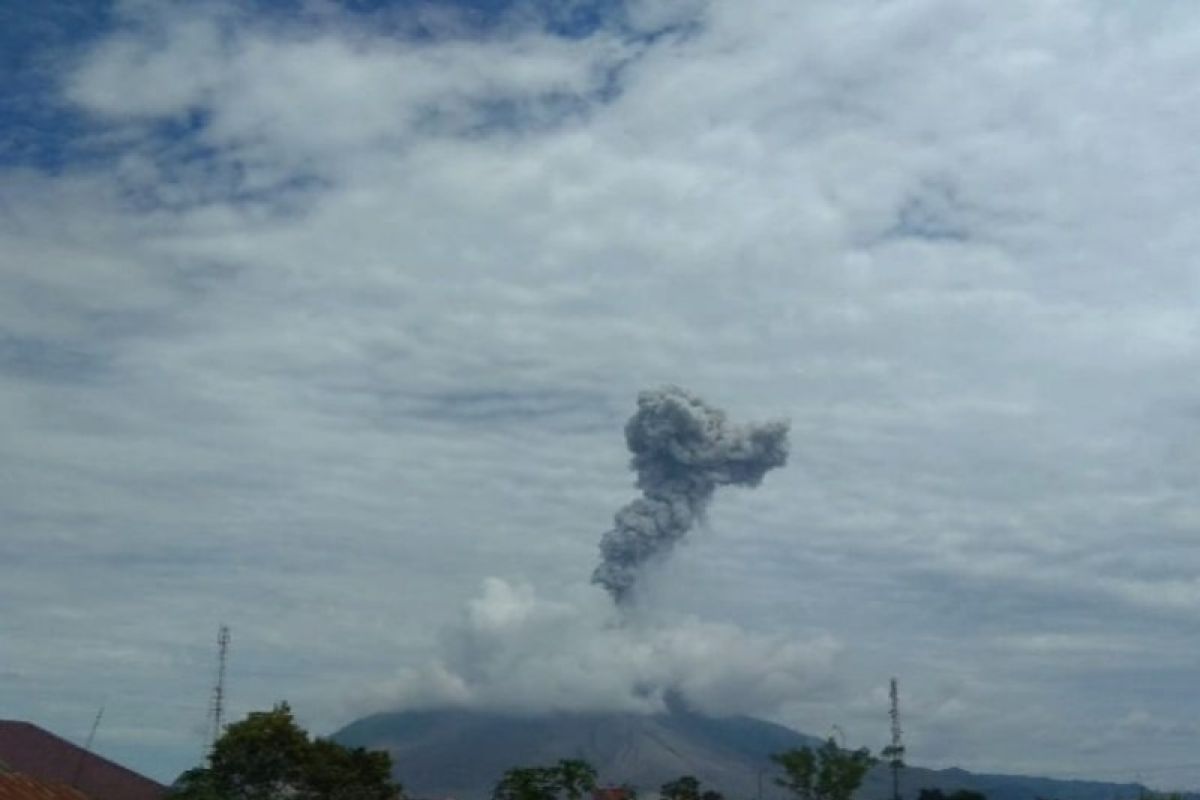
331,709,1161,800
334,707,822,799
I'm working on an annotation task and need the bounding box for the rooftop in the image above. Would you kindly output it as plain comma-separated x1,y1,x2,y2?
0,722,164,800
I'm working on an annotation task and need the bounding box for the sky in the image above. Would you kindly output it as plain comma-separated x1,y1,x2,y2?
2,0,1200,790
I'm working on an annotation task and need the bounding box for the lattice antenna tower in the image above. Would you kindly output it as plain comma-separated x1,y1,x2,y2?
883,677,906,800
208,625,231,753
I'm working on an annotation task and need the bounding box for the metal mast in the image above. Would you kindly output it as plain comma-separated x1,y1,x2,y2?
71,705,105,788
208,625,231,753
883,677,905,800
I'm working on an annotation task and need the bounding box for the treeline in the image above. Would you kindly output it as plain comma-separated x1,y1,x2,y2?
170,704,880,800
168,704,1185,800
490,743,875,800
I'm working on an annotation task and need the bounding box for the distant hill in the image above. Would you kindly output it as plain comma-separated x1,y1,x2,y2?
331,708,1174,800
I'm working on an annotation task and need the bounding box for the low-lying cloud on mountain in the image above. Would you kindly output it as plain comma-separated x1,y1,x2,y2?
369,577,840,718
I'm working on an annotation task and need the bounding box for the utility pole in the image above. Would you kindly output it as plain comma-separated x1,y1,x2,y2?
207,624,231,755
882,678,905,800
830,724,847,748
71,705,104,788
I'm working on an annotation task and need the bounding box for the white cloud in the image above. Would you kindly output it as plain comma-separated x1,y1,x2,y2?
3,0,1200,790
67,0,634,179
365,578,840,717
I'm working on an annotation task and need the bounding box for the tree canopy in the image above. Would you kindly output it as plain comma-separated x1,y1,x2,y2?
492,759,599,800
660,774,724,800
770,739,876,800
170,703,402,800
917,790,987,800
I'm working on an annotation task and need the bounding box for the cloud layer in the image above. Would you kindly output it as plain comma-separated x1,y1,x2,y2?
2,0,1200,790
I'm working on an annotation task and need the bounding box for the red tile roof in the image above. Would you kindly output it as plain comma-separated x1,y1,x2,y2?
592,788,634,800
0,722,164,800
0,773,90,800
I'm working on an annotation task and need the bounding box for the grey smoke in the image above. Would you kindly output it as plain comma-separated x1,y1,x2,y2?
593,386,790,603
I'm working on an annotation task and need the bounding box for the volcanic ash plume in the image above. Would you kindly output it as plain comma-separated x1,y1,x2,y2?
592,386,790,603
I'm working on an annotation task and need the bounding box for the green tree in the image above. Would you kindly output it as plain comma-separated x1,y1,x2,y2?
170,704,403,800
770,739,876,800
661,776,701,800
300,738,398,800
659,775,723,800
171,768,223,800
493,760,598,800
556,760,599,800
917,790,986,800
493,767,560,800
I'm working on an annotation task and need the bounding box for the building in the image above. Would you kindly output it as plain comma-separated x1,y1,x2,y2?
593,787,635,800
0,772,91,800
0,722,164,800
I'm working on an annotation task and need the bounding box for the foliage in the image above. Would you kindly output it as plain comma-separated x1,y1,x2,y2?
492,767,560,800
557,759,601,800
171,768,223,800
660,775,724,800
917,790,987,800
770,739,876,800
492,759,598,800
301,738,398,800
170,703,403,800
661,776,701,800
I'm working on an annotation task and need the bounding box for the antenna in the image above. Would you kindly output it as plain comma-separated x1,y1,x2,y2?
882,677,905,800
208,625,231,754
71,705,104,788
830,724,847,748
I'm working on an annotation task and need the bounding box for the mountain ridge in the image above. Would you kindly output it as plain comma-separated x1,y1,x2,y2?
331,708,1180,800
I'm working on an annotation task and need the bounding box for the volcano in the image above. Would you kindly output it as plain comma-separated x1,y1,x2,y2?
331,707,1155,800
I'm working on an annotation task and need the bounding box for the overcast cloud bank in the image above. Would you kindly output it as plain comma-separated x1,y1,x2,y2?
2,0,1200,790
